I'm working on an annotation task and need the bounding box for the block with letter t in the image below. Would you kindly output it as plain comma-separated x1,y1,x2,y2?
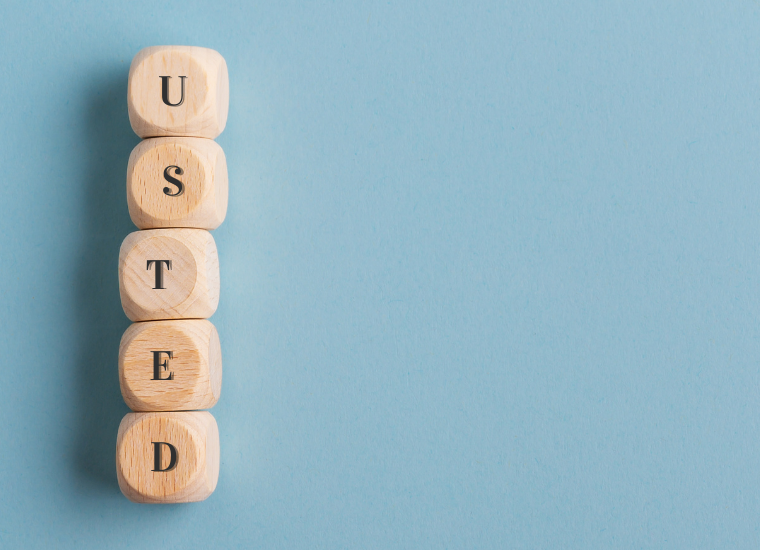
128,45,229,139
118,228,219,321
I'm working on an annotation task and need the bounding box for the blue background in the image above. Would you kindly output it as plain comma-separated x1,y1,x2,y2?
1,0,759,547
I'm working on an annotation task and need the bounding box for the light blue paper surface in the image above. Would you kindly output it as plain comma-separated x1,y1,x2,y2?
1,1,759,547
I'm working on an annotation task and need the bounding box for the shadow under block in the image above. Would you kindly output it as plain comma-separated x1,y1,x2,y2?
128,45,229,139
119,320,222,411
116,411,219,503
127,137,228,230
119,228,220,321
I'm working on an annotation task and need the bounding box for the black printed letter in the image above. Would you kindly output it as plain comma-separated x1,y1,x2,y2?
160,76,187,107
152,351,174,380
152,442,178,472
146,260,172,289
163,165,184,196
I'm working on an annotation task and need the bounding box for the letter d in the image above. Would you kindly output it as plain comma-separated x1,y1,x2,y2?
152,442,178,472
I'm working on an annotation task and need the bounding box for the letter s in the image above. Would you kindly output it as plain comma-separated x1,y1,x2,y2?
163,165,184,196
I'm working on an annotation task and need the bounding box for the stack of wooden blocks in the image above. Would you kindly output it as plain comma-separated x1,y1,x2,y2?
115,46,229,503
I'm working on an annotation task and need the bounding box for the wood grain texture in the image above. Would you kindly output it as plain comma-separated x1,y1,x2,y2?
128,45,228,139
119,320,222,411
116,411,219,503
119,228,220,321
127,137,228,230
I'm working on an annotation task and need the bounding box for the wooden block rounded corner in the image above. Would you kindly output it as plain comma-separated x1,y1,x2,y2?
127,137,228,230
119,320,222,411
118,228,220,321
116,412,220,504
128,45,228,139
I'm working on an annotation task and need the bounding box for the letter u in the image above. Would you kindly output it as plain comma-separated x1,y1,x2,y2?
160,76,187,107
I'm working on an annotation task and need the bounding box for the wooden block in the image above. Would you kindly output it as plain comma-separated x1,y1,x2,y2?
119,320,222,411
127,137,228,230
128,46,229,139
116,411,219,503
119,228,219,321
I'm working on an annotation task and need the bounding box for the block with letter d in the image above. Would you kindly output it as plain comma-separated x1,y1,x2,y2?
116,411,219,503
118,228,219,321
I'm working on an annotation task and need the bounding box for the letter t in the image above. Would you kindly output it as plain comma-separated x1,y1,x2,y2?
146,260,172,289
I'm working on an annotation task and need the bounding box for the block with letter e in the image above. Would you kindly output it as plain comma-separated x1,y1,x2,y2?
116,411,219,503
118,228,219,321
119,320,222,411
